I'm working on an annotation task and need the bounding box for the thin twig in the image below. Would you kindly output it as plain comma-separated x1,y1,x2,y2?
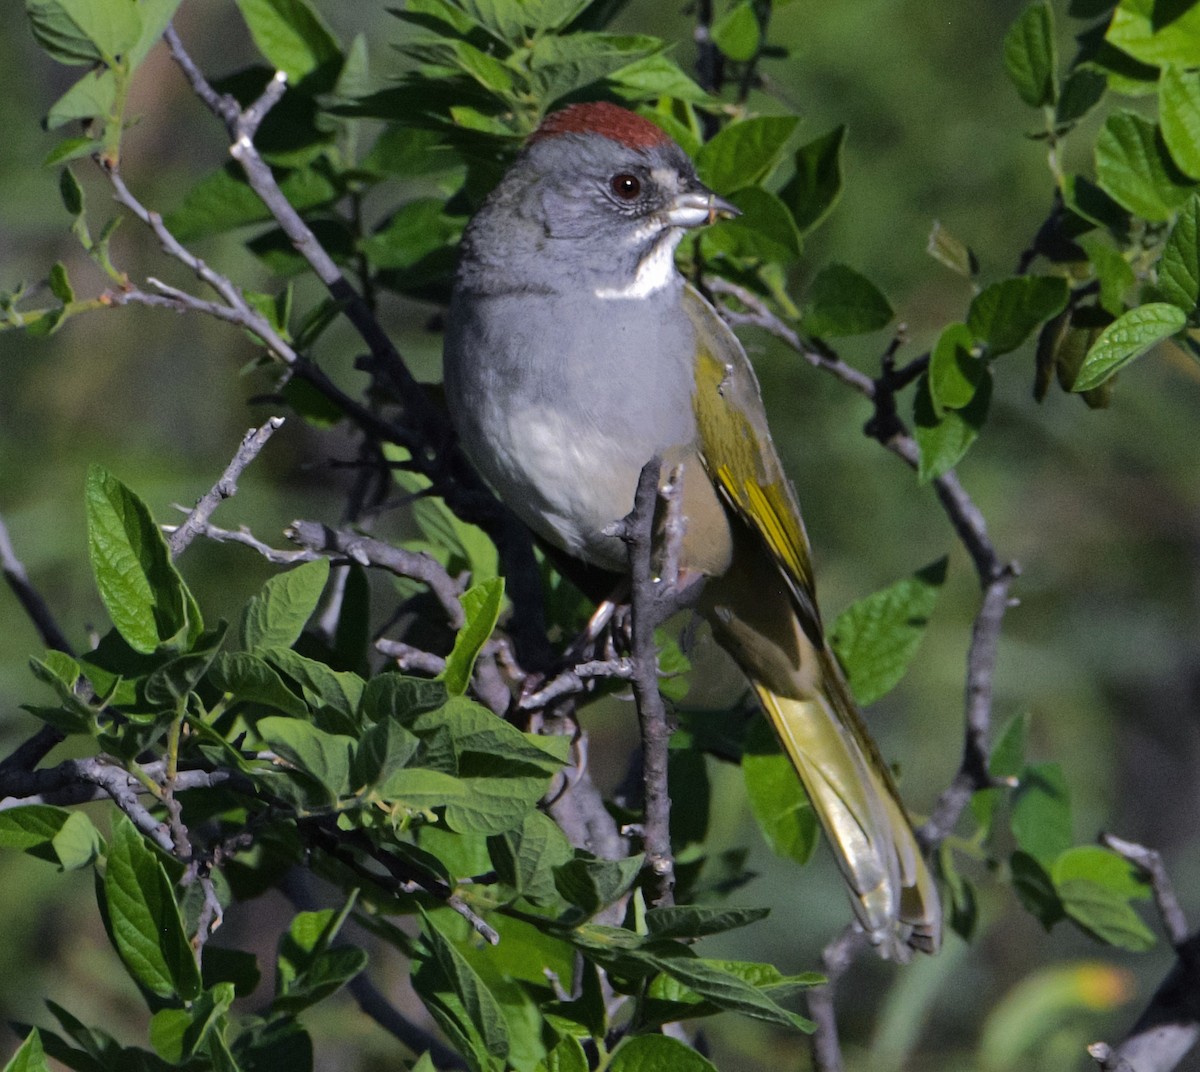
102,168,297,365
286,520,465,630
374,639,447,676
1101,835,1190,949
519,658,636,710
161,24,442,443
169,419,285,557
172,520,319,563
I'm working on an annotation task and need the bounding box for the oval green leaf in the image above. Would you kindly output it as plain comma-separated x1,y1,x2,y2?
1095,111,1197,223
1071,302,1187,391
1160,65,1200,181
103,814,201,1000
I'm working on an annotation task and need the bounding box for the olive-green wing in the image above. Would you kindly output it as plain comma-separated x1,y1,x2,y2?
683,284,822,638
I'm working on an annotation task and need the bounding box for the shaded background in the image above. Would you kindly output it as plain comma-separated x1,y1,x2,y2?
2,1,1199,1068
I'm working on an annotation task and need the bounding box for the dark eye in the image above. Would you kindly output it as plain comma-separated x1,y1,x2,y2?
610,173,641,200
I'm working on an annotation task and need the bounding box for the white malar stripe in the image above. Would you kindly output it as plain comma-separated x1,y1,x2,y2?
594,227,684,301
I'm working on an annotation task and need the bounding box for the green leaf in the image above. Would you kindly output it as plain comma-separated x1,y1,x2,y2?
939,846,979,941
1106,0,1200,67
1079,235,1137,316
44,135,103,165
354,717,422,790
539,1035,589,1072
927,221,978,278
743,717,817,865
166,164,337,242
1095,111,1197,222
258,716,354,799
712,1,759,62
913,371,992,483
1011,762,1072,866
966,276,1069,356
412,696,567,775
143,623,228,709
1071,302,1187,390
972,711,1028,832
28,650,98,734
1010,850,1065,928
801,263,893,336
149,982,234,1062
233,0,341,82
240,559,330,652
525,33,663,103
276,942,367,1013
449,773,554,834
48,262,74,304
1056,878,1156,950
416,910,509,1070
830,558,948,706
2,1029,49,1072
607,55,710,104
780,126,845,234
1052,846,1150,900
928,322,985,412
264,647,365,718
86,465,202,654
441,577,504,696
362,672,449,722
701,186,801,264
375,767,466,809
128,0,184,69
439,39,515,94
0,806,102,870
695,115,800,194
638,947,813,1031
1056,66,1107,127
26,0,142,65
554,855,645,915
276,901,368,1012
45,68,117,129
103,814,201,1000
608,1035,718,1072
1160,65,1200,180
644,905,769,940
208,651,310,718
1157,193,1200,310
1004,2,1057,107
512,0,591,32
360,199,463,271
489,811,575,906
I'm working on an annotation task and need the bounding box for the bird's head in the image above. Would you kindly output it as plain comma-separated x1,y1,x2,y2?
459,102,737,298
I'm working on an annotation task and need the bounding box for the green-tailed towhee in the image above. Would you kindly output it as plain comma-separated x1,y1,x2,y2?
443,102,941,958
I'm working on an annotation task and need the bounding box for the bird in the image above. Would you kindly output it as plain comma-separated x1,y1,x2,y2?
442,101,941,958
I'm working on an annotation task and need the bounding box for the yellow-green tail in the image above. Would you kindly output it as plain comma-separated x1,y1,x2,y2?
753,660,942,959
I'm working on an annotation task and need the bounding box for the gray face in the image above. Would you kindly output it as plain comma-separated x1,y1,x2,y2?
456,132,719,297
526,133,701,238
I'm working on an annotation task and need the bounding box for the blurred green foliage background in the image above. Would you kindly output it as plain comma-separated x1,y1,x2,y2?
2,1,1199,1068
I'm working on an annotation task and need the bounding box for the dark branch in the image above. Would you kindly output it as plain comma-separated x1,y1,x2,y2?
607,459,701,909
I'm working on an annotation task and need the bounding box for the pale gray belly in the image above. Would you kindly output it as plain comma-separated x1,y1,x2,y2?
445,289,697,571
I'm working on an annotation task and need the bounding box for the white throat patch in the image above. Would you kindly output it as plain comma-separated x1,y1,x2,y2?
594,225,684,301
